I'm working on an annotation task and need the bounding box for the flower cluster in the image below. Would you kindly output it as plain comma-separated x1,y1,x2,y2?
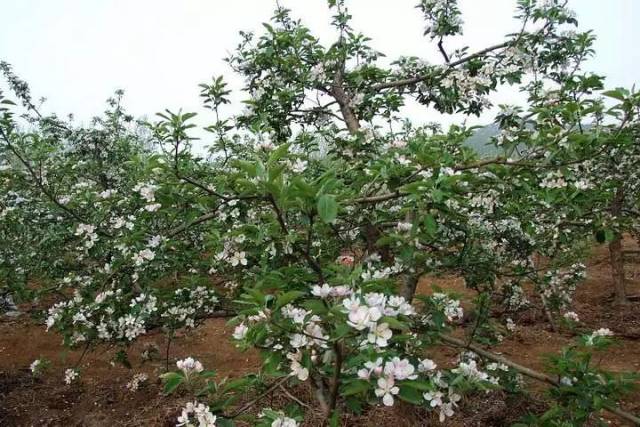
215,235,248,267
233,282,475,421
177,357,205,377
431,293,464,322
271,415,298,427
176,401,217,427
133,182,161,212
75,223,98,249
64,368,79,385
126,372,149,391
161,286,219,330
584,328,614,346
418,0,464,39
258,409,300,427
46,290,158,344
541,263,586,312
30,358,49,377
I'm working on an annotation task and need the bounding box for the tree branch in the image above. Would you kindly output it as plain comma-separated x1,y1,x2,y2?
437,38,450,64
0,127,112,237
226,376,290,418
327,341,343,417
441,335,640,425
371,41,510,91
329,69,360,134
165,208,222,238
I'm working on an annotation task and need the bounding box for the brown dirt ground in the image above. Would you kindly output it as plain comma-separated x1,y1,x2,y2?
1,240,639,427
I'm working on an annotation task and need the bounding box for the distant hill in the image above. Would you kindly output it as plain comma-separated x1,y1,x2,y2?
463,123,503,158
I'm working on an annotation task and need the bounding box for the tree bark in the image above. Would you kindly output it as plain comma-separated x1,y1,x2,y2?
609,235,628,305
400,273,420,303
609,185,628,305
538,290,558,332
330,70,360,135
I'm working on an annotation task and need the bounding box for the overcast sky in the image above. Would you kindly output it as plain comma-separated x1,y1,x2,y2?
1,0,638,140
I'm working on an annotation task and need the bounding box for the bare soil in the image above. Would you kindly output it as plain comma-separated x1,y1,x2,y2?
1,241,639,426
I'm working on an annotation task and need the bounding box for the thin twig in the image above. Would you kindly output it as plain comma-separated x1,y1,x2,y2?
278,384,313,410
227,376,290,418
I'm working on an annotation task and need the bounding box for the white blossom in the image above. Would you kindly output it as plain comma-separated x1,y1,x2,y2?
384,357,417,380
64,368,79,384
233,323,248,340
374,376,399,406
271,416,298,427
176,401,217,427
367,322,393,347
177,357,204,376
126,373,148,391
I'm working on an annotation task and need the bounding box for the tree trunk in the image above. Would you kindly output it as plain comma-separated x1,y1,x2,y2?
538,290,558,331
400,273,420,303
609,185,628,305
609,234,628,305
330,70,360,135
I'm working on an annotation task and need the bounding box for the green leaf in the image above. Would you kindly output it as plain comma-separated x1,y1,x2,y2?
604,229,616,242
398,384,423,404
317,194,338,223
268,143,291,164
161,373,184,395
431,188,444,203
262,351,284,376
602,89,627,101
221,377,252,393
199,370,217,378
275,290,305,309
329,409,340,427
401,380,433,392
303,299,328,315
381,316,409,331
333,322,351,339
215,418,235,427
595,228,616,243
423,214,438,236
256,160,267,180
341,379,370,396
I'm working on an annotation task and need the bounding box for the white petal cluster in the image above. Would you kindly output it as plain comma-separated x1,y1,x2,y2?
585,328,613,346
46,290,158,342
286,351,309,381
126,372,148,391
216,237,249,267
132,248,155,266
177,357,204,376
271,415,298,427
374,376,399,406
176,401,217,427
563,311,580,322
75,223,98,249
540,171,567,189
64,368,79,384
133,182,158,203
424,388,461,422
232,323,249,340
431,293,463,322
311,283,352,298
161,286,219,329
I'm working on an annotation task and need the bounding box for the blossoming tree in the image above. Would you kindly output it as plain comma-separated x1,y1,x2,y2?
1,0,639,425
